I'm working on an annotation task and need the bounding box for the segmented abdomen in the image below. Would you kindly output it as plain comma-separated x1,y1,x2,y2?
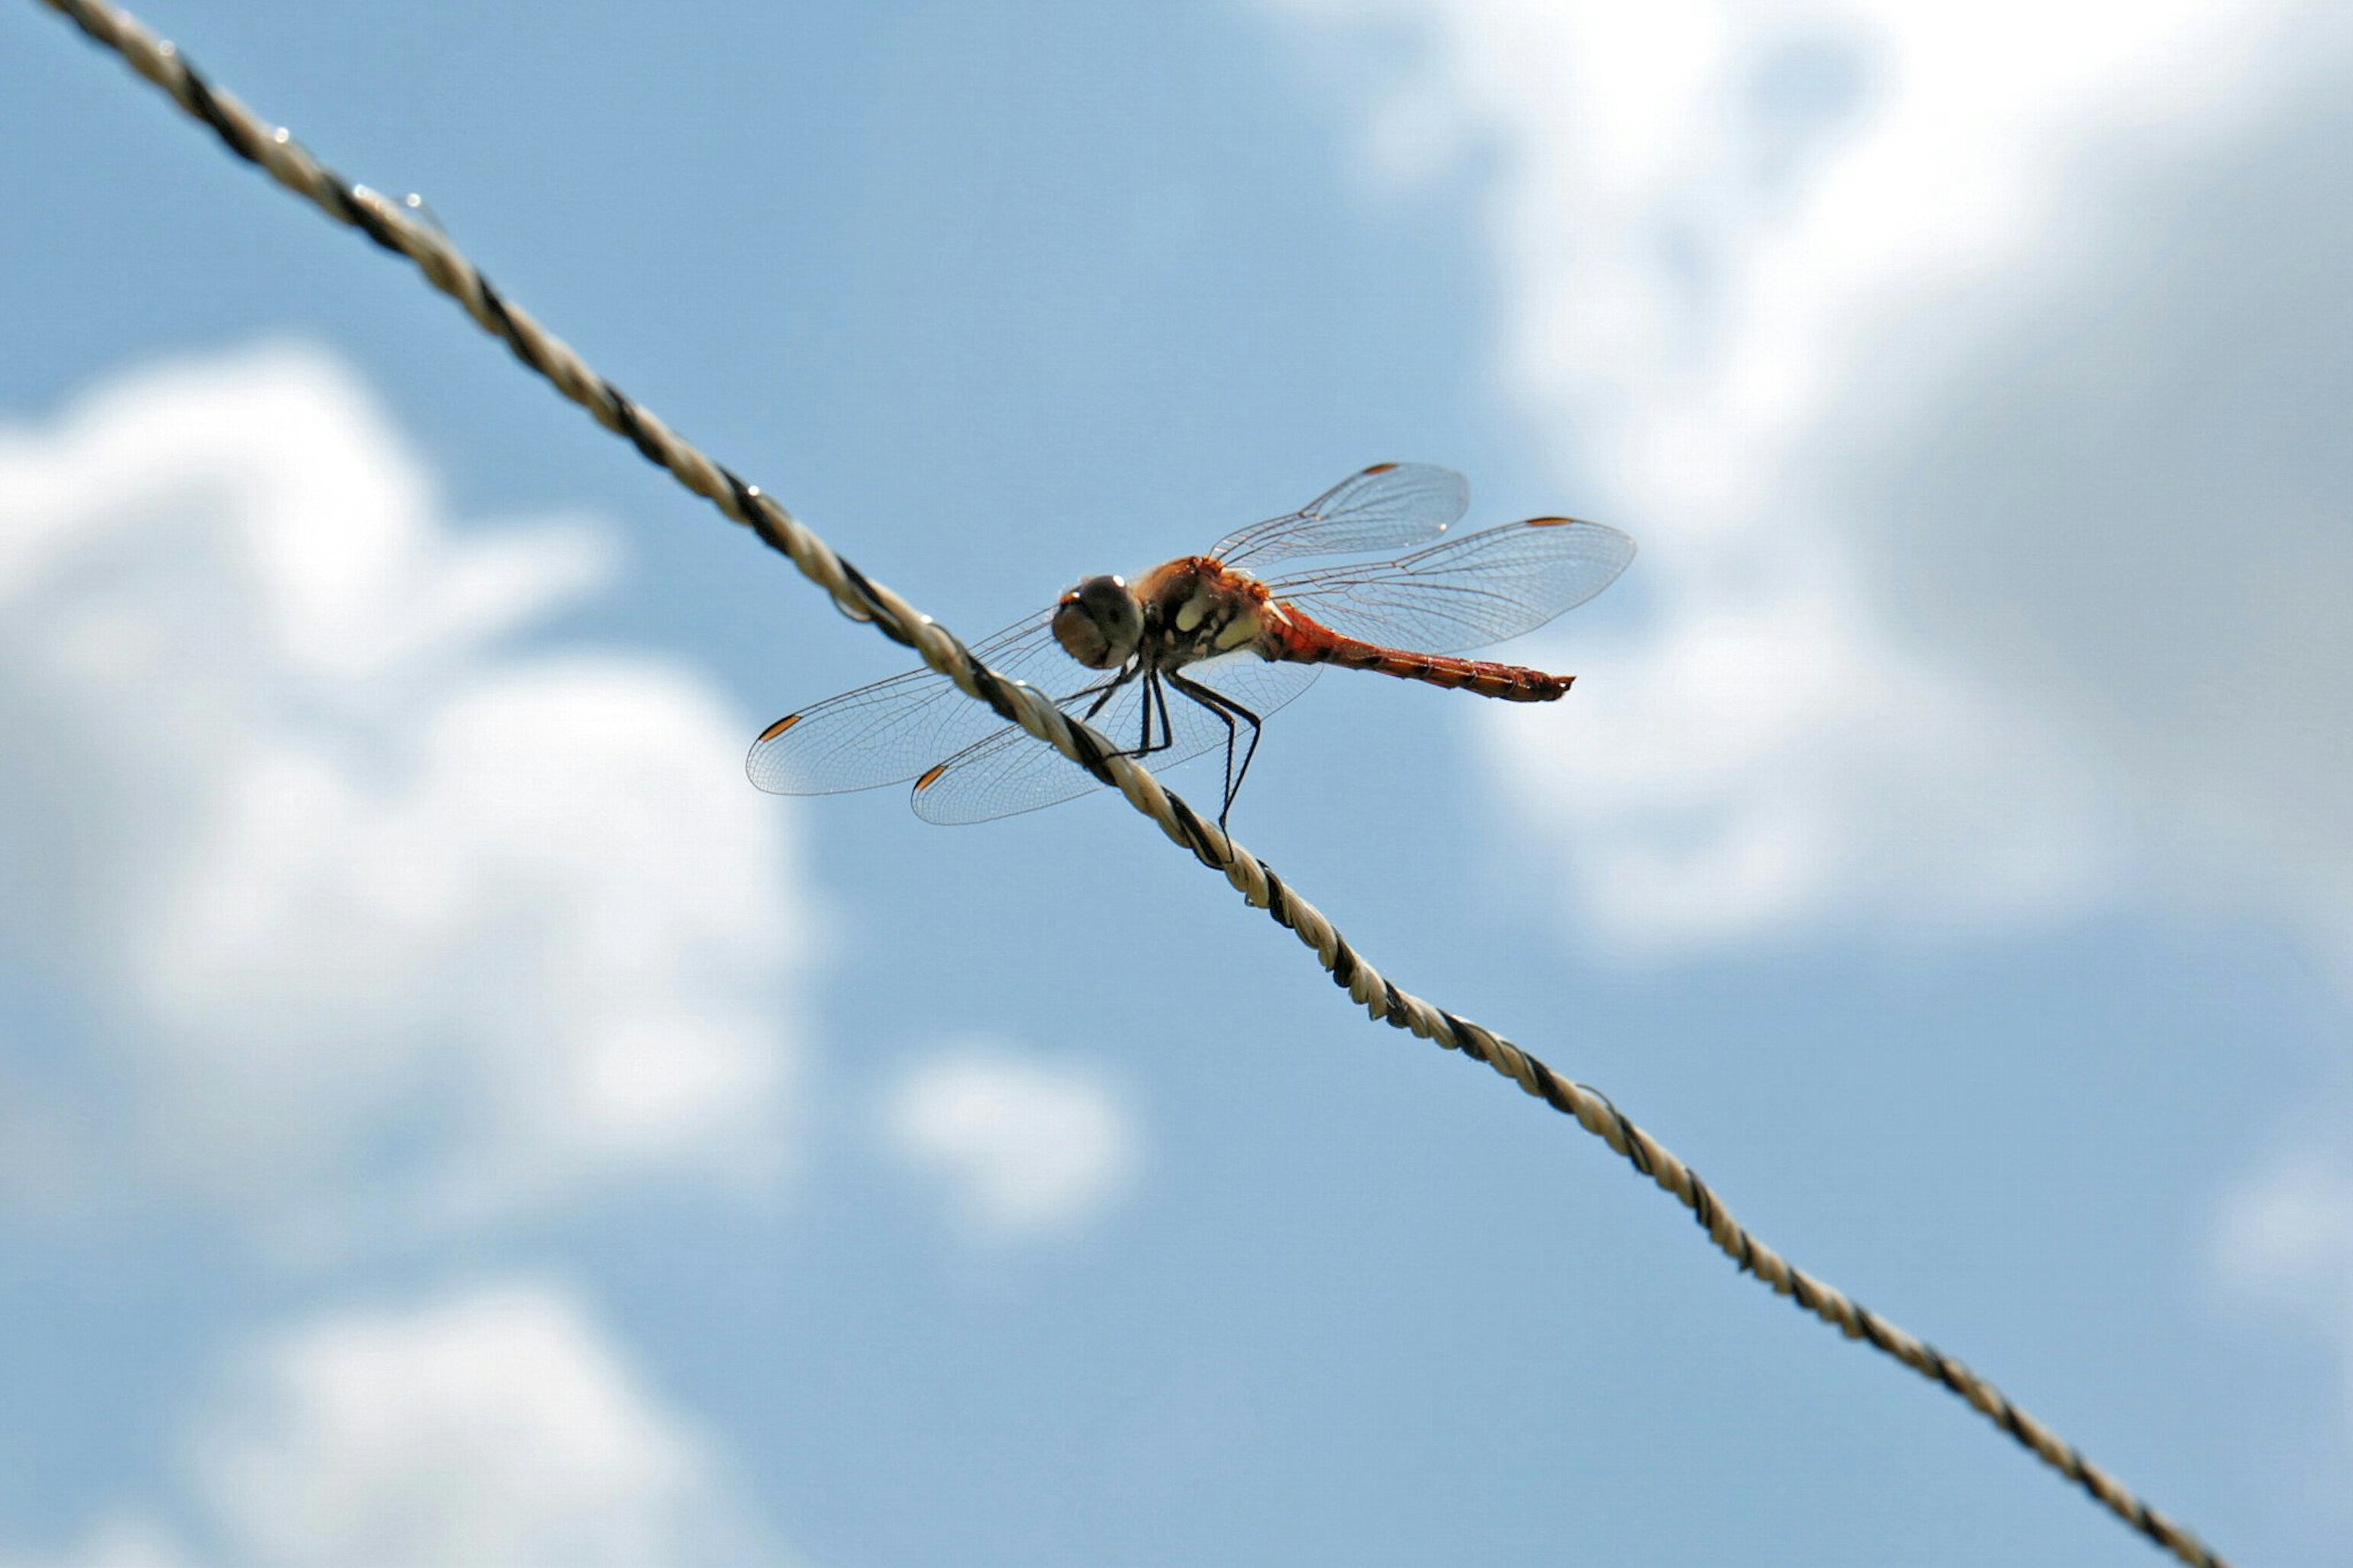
1287,627,1572,702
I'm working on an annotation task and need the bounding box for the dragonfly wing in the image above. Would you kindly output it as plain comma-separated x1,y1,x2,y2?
746,613,1078,795
909,653,1320,824
1183,650,1320,719
910,669,1161,824
1211,463,1469,569
910,728,1099,824
1265,517,1635,654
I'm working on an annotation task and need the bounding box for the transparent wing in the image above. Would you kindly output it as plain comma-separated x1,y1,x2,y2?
746,610,1080,795
911,654,1320,825
1265,517,1635,655
1210,463,1469,569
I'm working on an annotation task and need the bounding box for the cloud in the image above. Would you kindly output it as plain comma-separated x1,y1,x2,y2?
194,1280,774,1568
0,345,809,1248
882,1043,1139,1241
1278,0,2353,1521
2212,1159,2353,1502
1486,584,2107,949
5,1279,779,1568
1862,67,2353,982
2216,1158,2353,1315
1268,0,2349,955
0,1518,194,1568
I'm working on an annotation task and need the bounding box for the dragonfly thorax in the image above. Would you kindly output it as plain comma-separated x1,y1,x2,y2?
1134,557,1274,667
1051,574,1143,670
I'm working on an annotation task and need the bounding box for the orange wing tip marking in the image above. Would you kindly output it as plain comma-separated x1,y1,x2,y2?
756,714,804,743
914,762,950,791
1525,515,1580,527
1364,461,1400,474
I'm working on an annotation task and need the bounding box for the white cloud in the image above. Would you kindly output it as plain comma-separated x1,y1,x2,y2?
6,1280,779,1568
0,345,809,1246
2213,1161,2353,1495
2216,1159,2353,1314
195,1280,772,1568
1278,0,2353,1518
1268,0,2351,954
1487,583,2107,949
0,1517,195,1568
883,1043,1139,1241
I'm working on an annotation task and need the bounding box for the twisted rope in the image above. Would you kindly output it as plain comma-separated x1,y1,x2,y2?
33,3,2232,1562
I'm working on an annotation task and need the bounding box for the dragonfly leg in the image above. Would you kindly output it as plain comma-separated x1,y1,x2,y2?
1090,665,1178,763
1055,661,1185,778
1139,668,1176,756
1065,664,1146,767
1165,669,1264,830
1076,662,1137,724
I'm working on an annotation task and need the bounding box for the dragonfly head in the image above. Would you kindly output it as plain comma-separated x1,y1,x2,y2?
1052,574,1143,669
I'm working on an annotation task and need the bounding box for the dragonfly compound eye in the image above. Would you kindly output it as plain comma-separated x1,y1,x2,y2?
1051,574,1142,668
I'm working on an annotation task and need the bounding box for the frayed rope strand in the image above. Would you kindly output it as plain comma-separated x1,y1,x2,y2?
31,4,2233,1563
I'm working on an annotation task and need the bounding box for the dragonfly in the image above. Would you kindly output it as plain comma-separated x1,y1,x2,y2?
747,463,1635,828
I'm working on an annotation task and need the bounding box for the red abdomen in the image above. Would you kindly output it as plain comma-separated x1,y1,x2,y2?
1275,620,1572,702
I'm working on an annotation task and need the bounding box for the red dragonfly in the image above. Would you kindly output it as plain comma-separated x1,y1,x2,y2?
748,463,1634,827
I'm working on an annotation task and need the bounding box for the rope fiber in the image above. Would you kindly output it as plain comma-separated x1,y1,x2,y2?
31,2,2234,1562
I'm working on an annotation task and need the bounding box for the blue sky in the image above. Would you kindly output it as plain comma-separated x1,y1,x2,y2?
4,1,2351,1564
